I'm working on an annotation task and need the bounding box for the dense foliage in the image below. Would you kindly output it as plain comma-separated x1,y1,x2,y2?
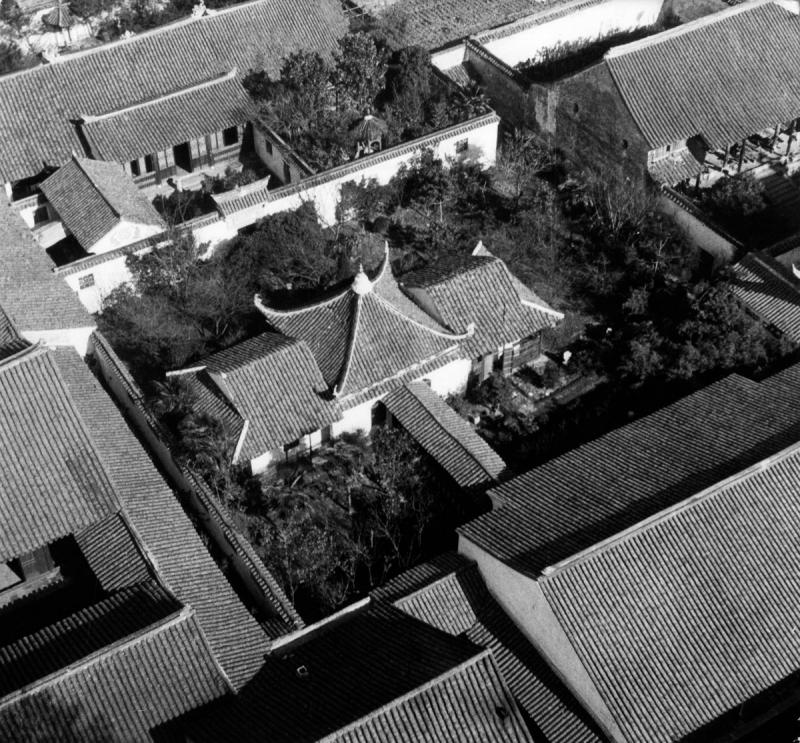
244,33,489,170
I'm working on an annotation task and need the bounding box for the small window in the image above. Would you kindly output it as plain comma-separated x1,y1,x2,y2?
455,138,468,154
573,102,579,114
130,159,141,176
666,144,672,152
622,139,629,150
222,127,239,146
144,154,155,173
264,139,273,156
32,205,49,225
283,162,291,183
78,273,95,289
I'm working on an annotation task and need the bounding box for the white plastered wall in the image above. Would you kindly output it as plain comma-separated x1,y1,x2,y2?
21,326,95,357
481,0,665,67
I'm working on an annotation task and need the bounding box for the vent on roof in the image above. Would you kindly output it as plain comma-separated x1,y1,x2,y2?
296,664,309,679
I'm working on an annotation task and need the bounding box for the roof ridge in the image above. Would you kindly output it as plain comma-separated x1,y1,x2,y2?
540,437,800,581
81,67,237,122
333,293,362,397
742,251,800,293
0,605,193,708
314,649,494,743
254,288,350,319
406,383,500,482
392,556,479,606
605,0,778,60
0,338,41,371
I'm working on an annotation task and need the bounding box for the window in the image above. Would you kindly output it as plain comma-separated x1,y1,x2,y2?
455,138,468,155
264,139,273,156
666,144,672,152
222,126,239,146
32,205,49,225
283,162,291,183
573,102,579,114
622,139,629,150
129,159,141,176
78,273,95,289
144,154,155,173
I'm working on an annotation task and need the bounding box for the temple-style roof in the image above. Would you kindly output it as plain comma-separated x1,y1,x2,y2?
605,0,800,149
460,362,800,576
255,246,469,407
0,199,93,333
0,0,347,182
383,382,506,490
540,440,800,743
404,242,562,358
81,70,254,163
40,156,165,251
43,0,72,28
174,332,342,459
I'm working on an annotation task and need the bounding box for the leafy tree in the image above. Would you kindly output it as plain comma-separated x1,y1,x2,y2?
334,32,387,113
0,39,27,76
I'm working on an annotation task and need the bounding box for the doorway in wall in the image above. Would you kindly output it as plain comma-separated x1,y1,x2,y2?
173,142,192,172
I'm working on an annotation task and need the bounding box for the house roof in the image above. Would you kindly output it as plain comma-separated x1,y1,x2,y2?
373,553,606,743
0,0,347,183
255,248,466,406
730,250,800,343
40,156,165,250
82,70,254,163
354,0,596,50
51,346,270,689
0,605,231,742
179,332,341,459
0,580,179,697
404,243,562,358
178,601,532,742
540,441,800,743
0,344,120,561
605,0,800,149
0,200,93,332
383,382,506,489
459,365,800,576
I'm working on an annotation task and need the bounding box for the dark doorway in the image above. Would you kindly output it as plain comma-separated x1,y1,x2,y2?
173,142,192,173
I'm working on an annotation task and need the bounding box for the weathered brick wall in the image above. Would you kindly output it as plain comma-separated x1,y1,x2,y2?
464,45,528,131
550,61,650,181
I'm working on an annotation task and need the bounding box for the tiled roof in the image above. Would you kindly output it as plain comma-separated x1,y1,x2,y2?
74,513,153,591
605,1,800,148
256,249,464,402
52,347,270,689
0,606,231,742
647,147,704,185
730,251,800,343
181,332,341,458
0,580,178,697
40,157,165,250
404,246,562,358
0,344,119,561
354,0,583,50
375,554,606,743
460,367,800,575
82,72,254,163
383,382,506,490
326,651,532,743
0,305,28,360
0,0,348,182
0,200,92,332
179,601,531,742
540,442,800,743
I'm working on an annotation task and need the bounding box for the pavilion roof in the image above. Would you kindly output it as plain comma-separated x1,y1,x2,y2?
255,246,467,406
